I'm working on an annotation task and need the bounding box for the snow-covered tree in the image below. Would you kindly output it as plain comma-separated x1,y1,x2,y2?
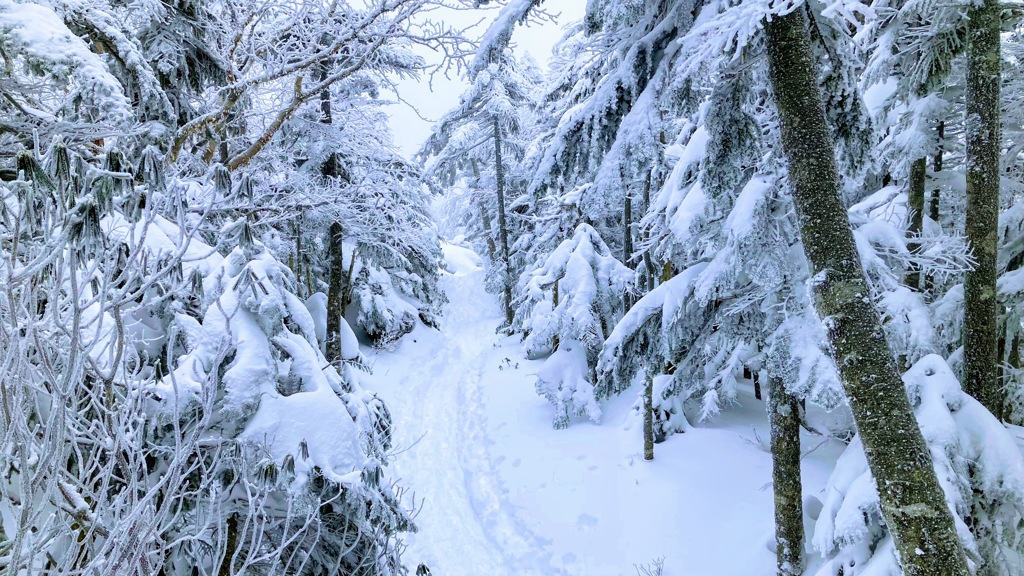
421,45,542,327
515,223,632,427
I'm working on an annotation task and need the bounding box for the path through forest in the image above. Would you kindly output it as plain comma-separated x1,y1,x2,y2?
365,243,846,576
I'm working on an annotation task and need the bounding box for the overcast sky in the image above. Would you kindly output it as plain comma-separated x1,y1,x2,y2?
385,1,585,158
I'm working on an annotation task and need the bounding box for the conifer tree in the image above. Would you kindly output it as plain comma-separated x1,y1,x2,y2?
764,6,970,574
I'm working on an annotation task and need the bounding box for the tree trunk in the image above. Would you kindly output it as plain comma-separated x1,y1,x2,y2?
641,171,658,292
493,117,514,328
963,0,1002,417
643,370,654,461
219,513,239,576
623,188,633,268
906,157,926,290
931,120,944,223
768,374,803,576
470,159,498,261
326,222,345,364
320,64,347,364
926,124,944,293
764,9,971,576
623,184,634,310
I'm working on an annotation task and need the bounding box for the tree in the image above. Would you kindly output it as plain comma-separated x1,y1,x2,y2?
768,374,803,576
421,47,541,328
763,6,970,574
963,0,1002,416
0,2,466,572
516,223,632,427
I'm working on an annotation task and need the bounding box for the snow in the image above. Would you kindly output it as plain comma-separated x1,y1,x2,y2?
724,174,773,240
367,243,846,575
862,78,898,119
534,340,601,428
0,0,133,125
240,348,364,487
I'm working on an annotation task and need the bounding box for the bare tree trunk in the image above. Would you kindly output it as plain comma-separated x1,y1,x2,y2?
768,374,803,576
641,171,657,292
326,222,345,364
493,117,514,328
906,157,926,289
764,9,970,575
643,371,654,461
624,189,633,268
931,121,944,222
320,67,347,364
963,0,1002,417
926,124,944,293
623,183,634,310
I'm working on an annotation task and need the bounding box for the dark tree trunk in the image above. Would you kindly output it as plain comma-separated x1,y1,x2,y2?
764,9,971,576
493,118,514,328
643,371,654,461
471,159,498,261
906,157,927,289
641,170,658,292
926,123,944,292
963,0,1002,417
768,374,803,576
320,64,347,364
326,221,345,364
219,513,238,576
623,189,633,268
623,182,634,310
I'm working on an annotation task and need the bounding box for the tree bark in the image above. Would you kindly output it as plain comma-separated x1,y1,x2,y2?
906,157,926,290
764,9,971,576
963,0,1002,417
641,171,657,292
931,120,944,223
643,371,654,461
326,221,345,364
320,67,347,364
926,124,944,293
623,183,634,310
768,374,803,576
493,117,514,328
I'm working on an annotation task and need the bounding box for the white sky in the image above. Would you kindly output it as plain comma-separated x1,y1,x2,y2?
385,1,586,158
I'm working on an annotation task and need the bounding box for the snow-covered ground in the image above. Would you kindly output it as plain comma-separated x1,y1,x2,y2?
365,243,847,576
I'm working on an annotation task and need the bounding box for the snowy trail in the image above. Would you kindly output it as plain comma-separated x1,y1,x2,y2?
368,247,562,575
367,242,846,576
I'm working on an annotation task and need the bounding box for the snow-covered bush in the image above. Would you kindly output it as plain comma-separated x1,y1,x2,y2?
535,340,603,429
353,261,421,346
811,355,1024,576
154,241,411,574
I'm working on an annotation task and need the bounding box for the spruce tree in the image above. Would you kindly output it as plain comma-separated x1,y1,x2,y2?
764,7,970,575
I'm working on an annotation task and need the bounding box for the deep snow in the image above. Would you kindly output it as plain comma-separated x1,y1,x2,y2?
365,242,847,576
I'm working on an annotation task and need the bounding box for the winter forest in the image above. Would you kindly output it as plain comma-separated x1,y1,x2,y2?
7,0,1024,574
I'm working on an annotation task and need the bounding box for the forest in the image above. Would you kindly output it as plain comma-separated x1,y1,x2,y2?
2,0,1024,575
